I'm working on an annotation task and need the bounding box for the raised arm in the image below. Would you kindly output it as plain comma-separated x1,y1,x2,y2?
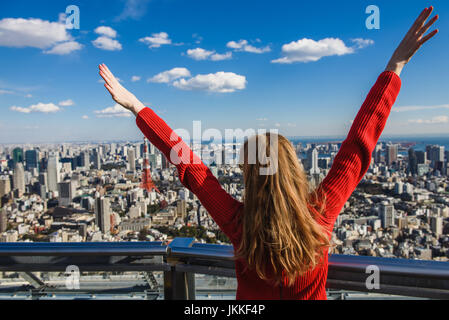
99,64,243,242
317,6,438,230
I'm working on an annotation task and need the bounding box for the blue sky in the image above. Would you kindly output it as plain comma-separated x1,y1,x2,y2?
0,0,448,144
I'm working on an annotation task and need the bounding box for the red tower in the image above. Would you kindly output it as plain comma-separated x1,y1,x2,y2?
141,137,159,193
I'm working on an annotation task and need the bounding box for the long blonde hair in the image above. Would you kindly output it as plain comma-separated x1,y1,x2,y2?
235,133,331,286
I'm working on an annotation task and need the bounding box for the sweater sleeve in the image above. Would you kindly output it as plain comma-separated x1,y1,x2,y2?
136,108,243,242
316,71,401,231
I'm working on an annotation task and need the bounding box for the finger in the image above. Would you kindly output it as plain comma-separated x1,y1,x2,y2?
104,83,114,96
102,64,118,82
419,29,439,46
407,7,431,36
417,14,438,38
99,71,113,86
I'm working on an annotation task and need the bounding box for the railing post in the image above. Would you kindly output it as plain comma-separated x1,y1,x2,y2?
164,237,196,300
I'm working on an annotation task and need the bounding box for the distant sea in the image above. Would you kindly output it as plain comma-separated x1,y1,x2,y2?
289,136,449,152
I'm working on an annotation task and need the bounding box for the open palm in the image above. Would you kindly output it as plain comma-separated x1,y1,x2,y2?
99,64,145,115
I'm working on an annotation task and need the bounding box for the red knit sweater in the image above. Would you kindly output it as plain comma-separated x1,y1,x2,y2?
136,71,402,300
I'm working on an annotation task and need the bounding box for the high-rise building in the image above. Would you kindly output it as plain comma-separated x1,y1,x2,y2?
430,216,443,236
13,163,25,195
0,176,11,198
408,148,417,175
0,207,7,233
128,147,136,172
25,149,39,171
58,180,75,207
81,151,90,169
176,200,186,219
95,196,111,234
386,144,398,166
416,151,427,164
12,147,23,166
379,202,395,228
92,148,101,170
307,148,320,174
47,154,60,192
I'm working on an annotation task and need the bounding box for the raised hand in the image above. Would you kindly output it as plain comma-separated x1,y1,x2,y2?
386,6,438,76
99,64,145,116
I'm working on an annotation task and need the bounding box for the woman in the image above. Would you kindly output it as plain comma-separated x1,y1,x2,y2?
99,7,438,299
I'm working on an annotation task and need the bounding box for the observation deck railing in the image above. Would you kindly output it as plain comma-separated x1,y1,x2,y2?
0,238,448,299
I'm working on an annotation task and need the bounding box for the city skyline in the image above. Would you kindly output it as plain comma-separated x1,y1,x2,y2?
1,0,449,144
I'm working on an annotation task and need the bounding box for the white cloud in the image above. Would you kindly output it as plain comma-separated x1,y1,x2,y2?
0,17,82,55
94,104,133,118
10,102,60,113
148,67,191,83
0,89,14,95
94,26,117,38
131,76,141,82
408,116,449,124
59,99,75,107
116,0,151,21
393,104,449,112
139,32,172,48
44,41,82,55
256,118,268,121
351,38,374,49
271,38,354,64
82,115,89,119
172,71,246,93
92,36,122,51
226,39,271,54
25,94,32,98
186,48,232,61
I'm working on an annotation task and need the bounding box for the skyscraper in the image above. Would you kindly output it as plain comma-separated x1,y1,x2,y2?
128,147,136,172
58,180,75,207
307,147,320,174
379,202,395,228
0,176,11,198
386,144,398,166
0,207,7,233
47,154,60,192
25,149,39,171
408,148,417,175
12,147,23,166
92,148,101,170
13,163,25,195
95,196,111,234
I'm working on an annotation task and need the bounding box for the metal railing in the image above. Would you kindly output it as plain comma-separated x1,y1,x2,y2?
0,238,448,299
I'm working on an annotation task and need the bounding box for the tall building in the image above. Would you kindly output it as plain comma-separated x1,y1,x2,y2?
176,200,186,219
95,196,111,234
379,202,395,228
0,207,7,233
58,180,75,207
47,154,60,192
81,151,90,169
307,148,320,174
408,148,417,175
128,147,136,172
12,147,23,166
92,148,101,170
416,150,427,164
430,216,443,236
386,144,398,166
13,163,25,195
0,176,11,198
25,149,39,171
